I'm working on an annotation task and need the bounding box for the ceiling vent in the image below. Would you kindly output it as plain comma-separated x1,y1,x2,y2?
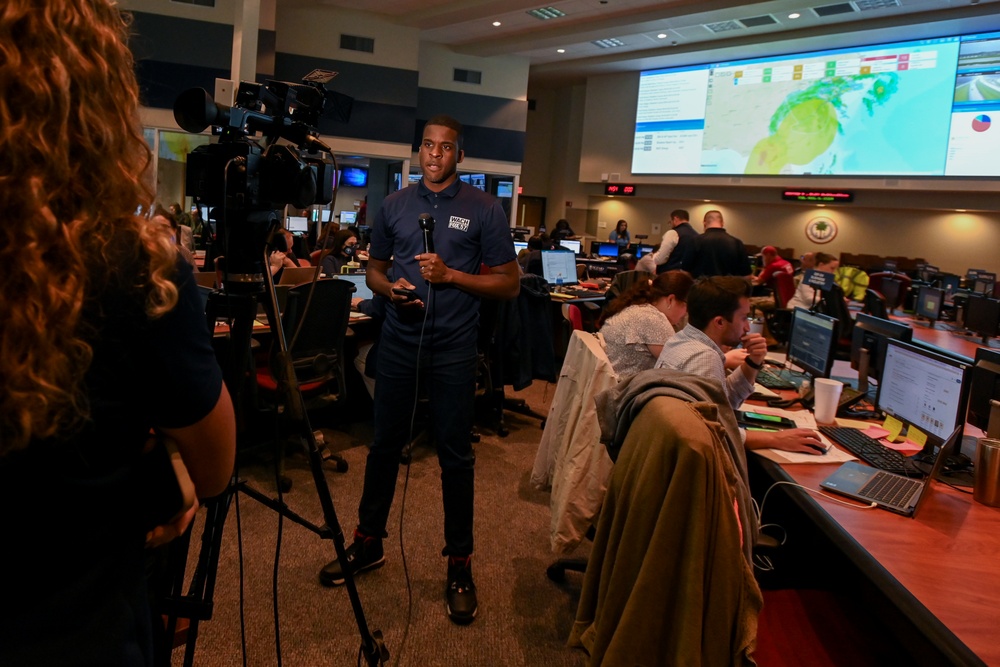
812,3,857,17
592,38,626,48
527,7,566,20
705,20,745,33
739,15,778,28
854,0,901,10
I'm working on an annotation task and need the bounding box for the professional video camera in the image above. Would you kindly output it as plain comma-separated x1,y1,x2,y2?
173,70,346,291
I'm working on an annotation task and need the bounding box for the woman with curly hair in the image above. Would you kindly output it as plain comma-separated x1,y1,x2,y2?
0,1,235,664
598,270,693,377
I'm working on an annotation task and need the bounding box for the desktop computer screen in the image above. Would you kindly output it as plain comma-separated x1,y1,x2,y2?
974,278,995,295
787,307,838,380
541,249,578,286
915,285,945,326
876,339,970,444
850,313,913,385
340,211,358,225
964,293,1000,342
597,242,619,258
318,209,334,222
337,274,373,300
513,241,528,254
559,239,582,255
286,215,309,233
940,274,961,297
968,347,1000,435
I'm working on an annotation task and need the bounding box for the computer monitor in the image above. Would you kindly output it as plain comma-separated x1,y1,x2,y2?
318,209,334,222
879,277,902,312
964,294,1000,343
876,339,971,447
884,259,898,273
916,263,938,283
513,241,528,254
597,242,619,259
286,215,309,233
635,244,653,258
787,307,838,381
915,285,945,328
850,313,913,393
541,249,578,287
968,347,1000,439
559,238,582,255
967,269,985,282
336,274,373,300
974,278,995,295
340,210,358,225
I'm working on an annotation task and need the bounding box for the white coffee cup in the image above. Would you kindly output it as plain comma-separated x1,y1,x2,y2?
812,378,844,424
748,318,765,335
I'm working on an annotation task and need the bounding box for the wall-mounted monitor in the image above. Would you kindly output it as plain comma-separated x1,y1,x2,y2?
631,30,1000,178
496,181,514,198
286,215,309,233
459,173,487,191
408,172,422,184
340,166,368,188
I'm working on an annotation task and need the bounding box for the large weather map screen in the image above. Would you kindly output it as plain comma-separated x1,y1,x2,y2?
632,31,1000,177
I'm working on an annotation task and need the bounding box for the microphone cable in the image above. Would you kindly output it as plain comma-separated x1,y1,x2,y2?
392,282,434,667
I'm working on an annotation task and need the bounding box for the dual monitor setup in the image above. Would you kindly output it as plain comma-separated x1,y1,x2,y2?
285,209,363,235
512,237,653,261
777,306,999,464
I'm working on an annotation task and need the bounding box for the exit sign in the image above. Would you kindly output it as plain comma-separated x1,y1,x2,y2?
604,183,637,196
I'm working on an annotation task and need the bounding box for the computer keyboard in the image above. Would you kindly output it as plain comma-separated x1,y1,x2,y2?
756,368,796,390
859,472,922,506
818,426,922,477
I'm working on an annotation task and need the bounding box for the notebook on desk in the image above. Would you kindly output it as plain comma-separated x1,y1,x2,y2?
820,425,960,517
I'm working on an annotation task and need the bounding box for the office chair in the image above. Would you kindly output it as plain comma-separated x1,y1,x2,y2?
868,272,911,312
255,278,354,489
862,288,888,319
568,394,761,666
604,270,652,308
530,331,618,579
763,308,793,347
815,283,855,359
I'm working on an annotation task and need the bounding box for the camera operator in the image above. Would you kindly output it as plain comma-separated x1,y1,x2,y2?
319,115,519,625
0,2,236,664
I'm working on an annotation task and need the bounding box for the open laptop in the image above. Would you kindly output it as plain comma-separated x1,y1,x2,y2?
820,425,961,517
337,274,373,301
278,266,319,285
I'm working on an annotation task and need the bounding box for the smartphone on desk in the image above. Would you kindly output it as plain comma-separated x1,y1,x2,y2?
737,410,796,429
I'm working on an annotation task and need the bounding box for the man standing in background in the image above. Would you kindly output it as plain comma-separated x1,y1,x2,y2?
682,210,752,279
649,209,698,273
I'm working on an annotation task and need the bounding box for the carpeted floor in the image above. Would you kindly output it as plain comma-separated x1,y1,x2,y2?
170,381,589,667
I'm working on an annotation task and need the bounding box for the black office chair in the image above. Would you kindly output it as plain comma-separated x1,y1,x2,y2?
862,288,888,320
814,283,855,359
604,270,652,308
255,278,354,489
763,308,793,347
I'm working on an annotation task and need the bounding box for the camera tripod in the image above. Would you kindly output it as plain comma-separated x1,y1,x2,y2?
156,243,388,666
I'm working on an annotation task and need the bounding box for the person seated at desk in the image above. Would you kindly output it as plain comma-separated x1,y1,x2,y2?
269,229,300,278
518,234,545,275
794,252,815,286
786,252,838,310
550,218,575,243
320,229,359,276
609,219,630,249
599,271,693,377
752,246,795,308
655,276,824,454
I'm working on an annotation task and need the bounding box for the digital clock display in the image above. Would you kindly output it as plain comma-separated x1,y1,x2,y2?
604,183,637,196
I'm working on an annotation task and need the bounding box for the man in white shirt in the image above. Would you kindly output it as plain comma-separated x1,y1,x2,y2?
655,276,824,454
649,209,697,273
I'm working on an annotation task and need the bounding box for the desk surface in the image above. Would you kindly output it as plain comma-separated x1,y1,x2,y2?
756,445,1000,665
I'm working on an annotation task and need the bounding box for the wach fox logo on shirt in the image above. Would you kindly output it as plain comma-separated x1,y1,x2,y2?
449,216,470,232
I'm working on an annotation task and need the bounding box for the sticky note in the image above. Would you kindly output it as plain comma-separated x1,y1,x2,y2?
883,415,903,442
908,427,928,448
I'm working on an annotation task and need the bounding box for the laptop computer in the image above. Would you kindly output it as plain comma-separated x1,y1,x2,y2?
337,274,373,300
820,425,961,517
278,266,319,285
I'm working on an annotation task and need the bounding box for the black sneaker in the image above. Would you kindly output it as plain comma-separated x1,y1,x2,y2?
445,556,478,625
319,531,385,587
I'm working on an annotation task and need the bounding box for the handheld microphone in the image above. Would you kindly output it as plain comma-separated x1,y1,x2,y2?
419,213,435,255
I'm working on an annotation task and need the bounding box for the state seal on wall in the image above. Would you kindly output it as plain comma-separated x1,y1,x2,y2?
805,215,837,244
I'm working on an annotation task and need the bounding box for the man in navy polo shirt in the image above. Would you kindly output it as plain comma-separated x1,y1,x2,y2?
319,115,520,625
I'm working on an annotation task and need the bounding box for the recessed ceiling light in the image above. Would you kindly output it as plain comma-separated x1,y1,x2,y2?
557,48,566,53
788,12,801,19
492,21,501,27
592,38,625,48
657,33,668,39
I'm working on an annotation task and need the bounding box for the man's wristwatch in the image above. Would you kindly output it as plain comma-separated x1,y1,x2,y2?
744,357,763,370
